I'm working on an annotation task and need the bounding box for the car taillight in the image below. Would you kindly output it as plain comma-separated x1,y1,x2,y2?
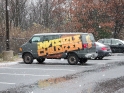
83,43,88,48
101,47,107,50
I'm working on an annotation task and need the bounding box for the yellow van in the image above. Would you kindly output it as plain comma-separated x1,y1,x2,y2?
19,33,97,65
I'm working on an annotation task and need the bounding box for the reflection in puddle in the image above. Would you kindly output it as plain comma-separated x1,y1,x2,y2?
38,75,76,88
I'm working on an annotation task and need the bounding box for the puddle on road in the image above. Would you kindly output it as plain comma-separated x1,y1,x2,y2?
0,74,77,93
38,75,76,88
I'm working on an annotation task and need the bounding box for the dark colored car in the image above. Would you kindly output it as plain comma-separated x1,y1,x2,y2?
95,42,112,60
98,38,124,53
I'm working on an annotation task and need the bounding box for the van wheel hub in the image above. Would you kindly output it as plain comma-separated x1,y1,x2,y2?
69,57,76,63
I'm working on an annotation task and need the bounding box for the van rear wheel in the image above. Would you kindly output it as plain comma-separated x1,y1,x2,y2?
98,57,103,60
79,58,88,65
67,54,79,65
23,53,33,64
37,58,45,64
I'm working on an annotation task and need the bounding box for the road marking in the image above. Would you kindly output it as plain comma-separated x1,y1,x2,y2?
0,82,15,85
97,63,106,65
0,67,75,71
0,73,50,77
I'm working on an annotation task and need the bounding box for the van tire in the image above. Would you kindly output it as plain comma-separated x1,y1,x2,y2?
67,54,79,65
98,57,103,60
37,58,45,64
23,53,33,64
79,58,88,65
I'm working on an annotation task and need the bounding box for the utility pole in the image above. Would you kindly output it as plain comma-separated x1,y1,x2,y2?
5,0,9,51
3,0,13,61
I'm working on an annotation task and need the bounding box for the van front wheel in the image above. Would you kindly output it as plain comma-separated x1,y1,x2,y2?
23,53,33,64
67,54,79,65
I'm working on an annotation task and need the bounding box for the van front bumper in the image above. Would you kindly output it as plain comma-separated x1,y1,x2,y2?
85,53,98,59
18,53,22,58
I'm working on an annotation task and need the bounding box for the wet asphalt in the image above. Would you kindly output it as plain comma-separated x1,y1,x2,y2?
0,53,124,93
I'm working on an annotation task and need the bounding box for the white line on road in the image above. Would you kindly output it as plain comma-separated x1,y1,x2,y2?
0,67,75,71
0,82,15,85
0,73,50,77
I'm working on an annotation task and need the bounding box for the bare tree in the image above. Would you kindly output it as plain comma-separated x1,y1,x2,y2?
9,0,28,29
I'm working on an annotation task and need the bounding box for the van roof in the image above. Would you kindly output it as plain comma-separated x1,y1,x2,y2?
34,32,90,36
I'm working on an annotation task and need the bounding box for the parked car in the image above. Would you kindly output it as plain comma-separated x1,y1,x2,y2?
95,42,112,60
98,38,124,53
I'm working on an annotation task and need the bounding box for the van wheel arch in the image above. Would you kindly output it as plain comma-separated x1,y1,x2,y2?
67,52,78,58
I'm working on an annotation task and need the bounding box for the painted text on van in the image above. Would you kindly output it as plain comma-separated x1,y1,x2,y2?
37,35,82,56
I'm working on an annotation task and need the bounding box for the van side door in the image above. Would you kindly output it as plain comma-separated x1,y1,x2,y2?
42,35,63,58
28,36,43,58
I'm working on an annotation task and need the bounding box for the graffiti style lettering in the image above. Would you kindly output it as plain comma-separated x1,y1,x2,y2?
51,38,62,46
75,42,82,49
38,42,45,49
48,47,55,55
62,37,72,44
62,44,70,52
38,48,44,56
66,43,76,51
55,45,63,53
37,35,83,56
44,41,52,48
73,35,81,43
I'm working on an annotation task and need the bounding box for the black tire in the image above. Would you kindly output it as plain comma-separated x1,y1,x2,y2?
94,57,98,60
23,53,33,64
79,58,88,65
37,58,45,64
67,54,79,65
98,56,103,60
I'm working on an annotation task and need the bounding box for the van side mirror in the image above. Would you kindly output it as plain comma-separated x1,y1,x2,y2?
29,40,32,43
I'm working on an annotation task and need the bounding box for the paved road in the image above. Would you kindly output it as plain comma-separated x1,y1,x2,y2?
0,55,124,93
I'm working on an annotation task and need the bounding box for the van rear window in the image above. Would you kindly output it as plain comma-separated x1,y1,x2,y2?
82,34,95,43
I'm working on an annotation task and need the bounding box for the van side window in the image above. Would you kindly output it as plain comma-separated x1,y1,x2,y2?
51,35,59,39
89,34,95,42
43,35,59,41
82,34,94,43
31,36,41,42
43,36,49,41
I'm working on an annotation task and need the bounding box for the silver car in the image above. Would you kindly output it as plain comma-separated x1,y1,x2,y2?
95,42,112,60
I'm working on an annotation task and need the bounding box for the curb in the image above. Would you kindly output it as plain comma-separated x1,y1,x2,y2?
0,62,19,67
0,58,22,67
